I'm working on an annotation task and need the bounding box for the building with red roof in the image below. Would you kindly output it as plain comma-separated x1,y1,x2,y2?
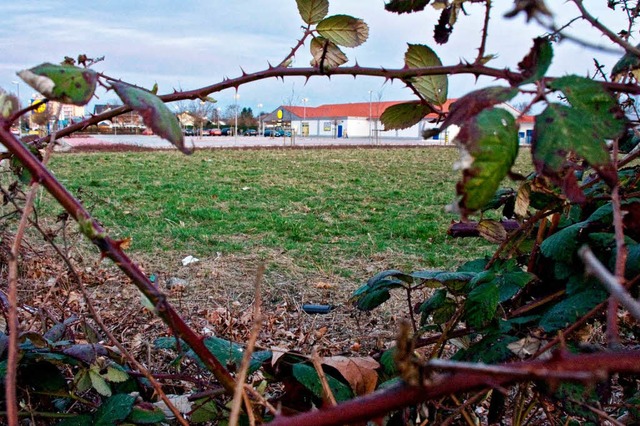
261,100,534,143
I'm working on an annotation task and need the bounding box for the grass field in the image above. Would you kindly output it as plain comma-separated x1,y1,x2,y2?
42,146,532,285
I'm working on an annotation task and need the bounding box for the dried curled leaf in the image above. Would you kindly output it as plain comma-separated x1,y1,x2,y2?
18,63,97,106
296,0,329,24
310,36,348,69
518,37,553,84
0,89,18,119
405,44,448,106
110,81,190,154
316,14,369,48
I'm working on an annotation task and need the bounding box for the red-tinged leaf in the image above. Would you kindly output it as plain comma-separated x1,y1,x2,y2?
442,86,517,129
310,36,348,69
316,15,369,48
385,0,430,14
296,0,329,24
110,81,190,154
18,63,97,106
380,101,433,130
405,44,448,106
518,37,553,84
455,109,519,216
321,356,379,396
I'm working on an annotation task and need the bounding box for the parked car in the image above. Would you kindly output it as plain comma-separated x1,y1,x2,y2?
221,127,233,136
208,128,222,136
244,129,258,136
183,128,196,136
263,129,282,137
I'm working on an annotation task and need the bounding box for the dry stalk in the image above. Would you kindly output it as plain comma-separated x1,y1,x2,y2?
229,263,265,426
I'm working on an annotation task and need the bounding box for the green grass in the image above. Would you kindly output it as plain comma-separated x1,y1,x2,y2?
42,147,532,277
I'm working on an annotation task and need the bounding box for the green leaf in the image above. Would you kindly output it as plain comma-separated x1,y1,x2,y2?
454,332,518,363
316,15,369,48
296,0,329,24
190,398,220,424
404,44,448,105
379,348,398,376
187,337,269,374
465,282,500,328
18,63,97,106
518,37,553,85
94,393,136,426
533,77,626,193
456,108,519,214
380,101,433,130
410,271,476,292
292,363,353,402
539,222,582,262
419,288,456,325
354,287,392,311
89,369,112,396
309,36,348,69
110,81,190,154
105,365,129,383
495,271,534,302
385,0,431,14
611,43,640,80
539,288,607,332
128,403,167,424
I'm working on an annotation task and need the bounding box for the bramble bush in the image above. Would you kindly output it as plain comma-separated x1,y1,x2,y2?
1,0,640,424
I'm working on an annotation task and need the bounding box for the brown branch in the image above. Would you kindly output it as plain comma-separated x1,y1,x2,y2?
571,0,640,58
267,350,640,426
0,125,238,396
475,0,492,64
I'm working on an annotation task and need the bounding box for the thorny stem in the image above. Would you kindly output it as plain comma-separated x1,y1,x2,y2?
278,23,313,68
571,0,640,58
0,125,238,396
267,351,640,426
475,0,492,64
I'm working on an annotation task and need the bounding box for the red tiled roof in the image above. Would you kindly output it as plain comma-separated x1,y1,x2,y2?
285,99,457,120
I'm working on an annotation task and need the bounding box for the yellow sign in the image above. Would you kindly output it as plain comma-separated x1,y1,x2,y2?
32,100,46,114
277,109,283,120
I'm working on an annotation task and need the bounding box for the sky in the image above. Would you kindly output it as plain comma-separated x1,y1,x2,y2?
0,1,630,116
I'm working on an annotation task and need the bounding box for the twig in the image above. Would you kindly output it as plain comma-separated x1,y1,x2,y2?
579,246,640,322
475,0,492,64
6,107,59,426
229,264,265,426
311,347,337,406
571,0,640,58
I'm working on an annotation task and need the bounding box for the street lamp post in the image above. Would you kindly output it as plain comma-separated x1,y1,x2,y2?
11,81,21,135
234,93,240,142
257,103,263,136
368,90,373,144
302,97,308,138
216,107,221,129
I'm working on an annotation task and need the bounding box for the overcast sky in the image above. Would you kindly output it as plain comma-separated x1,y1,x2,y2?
0,1,629,115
